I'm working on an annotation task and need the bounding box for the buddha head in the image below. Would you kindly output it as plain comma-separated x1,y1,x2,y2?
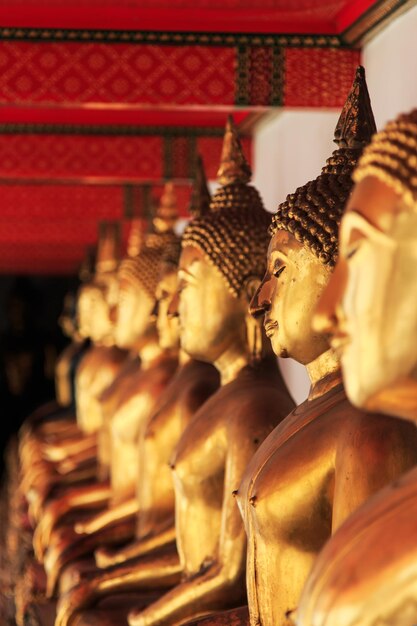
76,283,94,340
178,123,271,366
114,184,180,351
58,291,78,339
314,108,417,419
87,221,121,345
155,237,182,351
251,66,376,367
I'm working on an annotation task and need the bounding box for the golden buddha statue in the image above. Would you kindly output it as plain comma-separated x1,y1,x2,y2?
55,117,294,626
19,223,128,517
31,222,146,563
226,67,417,626
55,247,96,410
296,108,417,626
42,186,181,596
18,247,96,469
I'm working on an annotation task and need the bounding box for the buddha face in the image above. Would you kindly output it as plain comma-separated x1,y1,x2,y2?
59,293,77,338
115,276,154,350
77,285,93,339
314,176,417,416
88,284,114,345
177,246,247,363
155,268,180,351
251,230,332,365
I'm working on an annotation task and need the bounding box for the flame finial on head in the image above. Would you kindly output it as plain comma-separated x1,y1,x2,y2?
217,115,252,186
334,65,377,150
153,181,179,234
189,155,211,218
79,245,96,283
95,221,121,274
272,65,376,266
126,219,144,258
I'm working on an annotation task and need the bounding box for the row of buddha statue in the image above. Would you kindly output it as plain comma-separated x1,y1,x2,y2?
1,63,416,626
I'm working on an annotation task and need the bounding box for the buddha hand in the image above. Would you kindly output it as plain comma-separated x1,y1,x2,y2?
33,500,61,561
55,582,96,626
42,442,68,462
44,538,67,597
94,545,124,569
128,606,147,626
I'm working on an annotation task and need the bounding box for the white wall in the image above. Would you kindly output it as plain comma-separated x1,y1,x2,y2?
363,4,417,128
251,3,417,404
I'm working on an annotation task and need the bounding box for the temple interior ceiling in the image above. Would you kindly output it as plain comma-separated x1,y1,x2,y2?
0,0,411,273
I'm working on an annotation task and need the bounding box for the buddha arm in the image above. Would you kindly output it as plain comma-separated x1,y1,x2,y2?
42,433,97,462
45,517,137,598
56,446,98,475
95,523,176,568
33,483,111,561
332,415,417,531
75,497,139,535
129,436,252,626
55,547,182,626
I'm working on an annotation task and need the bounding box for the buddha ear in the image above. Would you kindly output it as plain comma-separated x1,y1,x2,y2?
242,277,263,363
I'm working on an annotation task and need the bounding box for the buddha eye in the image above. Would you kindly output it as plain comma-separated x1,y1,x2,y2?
273,266,285,279
345,243,361,260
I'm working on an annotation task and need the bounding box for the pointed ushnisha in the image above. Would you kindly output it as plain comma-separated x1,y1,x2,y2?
272,65,376,266
153,181,179,233
182,116,271,298
126,219,144,258
79,245,96,283
189,155,211,219
95,220,121,274
217,115,252,186
119,184,180,299
334,66,377,150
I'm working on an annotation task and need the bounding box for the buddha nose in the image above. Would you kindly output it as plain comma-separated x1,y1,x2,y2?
313,262,346,337
109,304,118,325
249,275,271,319
150,299,159,320
168,291,180,319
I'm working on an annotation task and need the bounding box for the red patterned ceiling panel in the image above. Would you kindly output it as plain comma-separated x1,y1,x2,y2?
284,48,360,107
0,42,236,107
0,134,250,182
0,106,251,128
0,134,163,181
0,219,102,245
0,1,379,33
0,184,124,219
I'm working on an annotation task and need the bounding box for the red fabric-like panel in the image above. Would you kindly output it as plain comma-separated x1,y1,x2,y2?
284,48,361,108
0,134,163,181
0,184,124,219
0,42,235,107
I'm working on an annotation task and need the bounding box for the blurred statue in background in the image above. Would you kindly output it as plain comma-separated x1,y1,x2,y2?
60,117,295,626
